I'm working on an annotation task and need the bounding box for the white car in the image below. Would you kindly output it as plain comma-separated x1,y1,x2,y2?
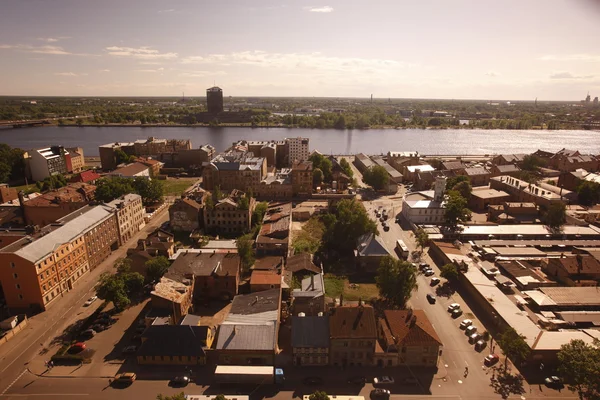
447,303,461,312
84,296,98,306
373,376,395,385
460,319,472,329
430,277,441,286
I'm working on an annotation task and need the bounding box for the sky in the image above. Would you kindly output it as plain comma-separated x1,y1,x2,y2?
1,0,600,100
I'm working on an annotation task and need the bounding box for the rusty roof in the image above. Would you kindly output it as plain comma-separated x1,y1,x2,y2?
286,253,321,274
383,310,442,346
329,306,377,339
250,270,282,286
24,183,95,207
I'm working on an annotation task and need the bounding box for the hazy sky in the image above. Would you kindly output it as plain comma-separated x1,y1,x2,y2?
1,0,600,100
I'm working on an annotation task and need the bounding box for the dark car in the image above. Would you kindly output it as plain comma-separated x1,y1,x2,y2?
426,294,436,304
303,376,323,385
80,329,96,339
122,345,138,355
92,324,107,332
370,389,390,399
395,216,401,223
383,225,390,232
170,376,190,387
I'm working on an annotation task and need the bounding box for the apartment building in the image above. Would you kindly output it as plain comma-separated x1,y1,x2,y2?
203,190,255,235
107,194,145,245
99,142,135,171
550,149,599,172
21,183,96,227
202,153,267,191
286,137,310,166
100,138,191,170
0,205,117,312
490,175,576,208
28,146,70,181
291,161,313,196
329,305,377,367
66,147,85,173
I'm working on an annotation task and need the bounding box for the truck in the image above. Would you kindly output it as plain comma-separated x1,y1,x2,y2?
214,365,285,385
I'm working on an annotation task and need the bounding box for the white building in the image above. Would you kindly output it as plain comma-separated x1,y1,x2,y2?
29,146,69,182
401,177,446,224
286,137,310,166
107,193,146,245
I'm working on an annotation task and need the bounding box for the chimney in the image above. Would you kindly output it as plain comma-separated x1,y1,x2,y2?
409,315,417,328
339,293,344,307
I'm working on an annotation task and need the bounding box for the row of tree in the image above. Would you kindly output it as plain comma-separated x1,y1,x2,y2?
0,144,25,184
95,176,164,205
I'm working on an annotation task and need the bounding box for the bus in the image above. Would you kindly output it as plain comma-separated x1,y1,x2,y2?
214,365,285,385
396,239,409,259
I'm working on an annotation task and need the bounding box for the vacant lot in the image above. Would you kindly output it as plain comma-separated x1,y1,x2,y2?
162,178,198,196
324,274,380,302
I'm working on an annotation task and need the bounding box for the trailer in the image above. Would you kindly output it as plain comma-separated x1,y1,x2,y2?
214,365,285,385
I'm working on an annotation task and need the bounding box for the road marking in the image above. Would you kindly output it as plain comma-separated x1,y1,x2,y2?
1,369,27,395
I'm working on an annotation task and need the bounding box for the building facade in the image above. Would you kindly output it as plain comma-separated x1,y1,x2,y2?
207,86,224,114
169,198,202,232
286,137,310,166
21,183,96,227
28,146,70,182
66,147,85,173
329,305,377,367
107,194,145,245
291,161,313,196
203,191,255,235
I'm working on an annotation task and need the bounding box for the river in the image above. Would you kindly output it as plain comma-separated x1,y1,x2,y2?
0,126,598,156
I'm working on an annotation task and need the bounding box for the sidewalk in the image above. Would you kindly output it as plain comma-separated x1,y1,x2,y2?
27,358,119,379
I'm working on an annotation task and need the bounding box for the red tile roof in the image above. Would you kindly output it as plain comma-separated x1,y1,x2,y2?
329,306,377,339
70,170,101,183
383,310,442,346
250,270,282,286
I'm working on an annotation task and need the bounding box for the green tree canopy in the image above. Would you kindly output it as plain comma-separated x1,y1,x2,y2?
145,256,171,283
313,168,324,186
292,216,325,254
252,201,268,226
95,177,135,203
308,153,333,182
133,177,164,204
115,148,135,165
444,190,472,230
363,165,390,191
544,201,566,231
96,258,144,310
521,155,546,171
413,227,430,252
0,144,25,183
339,157,354,178
36,174,68,192
498,327,530,369
440,263,459,281
577,181,600,206
445,175,469,191
236,234,255,275
309,391,330,400
452,180,472,200
376,256,418,308
156,393,186,400
322,198,377,256
557,339,600,400
334,115,346,129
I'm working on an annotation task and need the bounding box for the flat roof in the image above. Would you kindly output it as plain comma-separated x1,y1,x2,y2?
538,287,600,307
492,247,547,257
406,164,434,173
461,224,600,237
471,189,510,200
474,240,600,248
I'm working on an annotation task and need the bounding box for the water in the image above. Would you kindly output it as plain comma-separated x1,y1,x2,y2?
0,126,598,156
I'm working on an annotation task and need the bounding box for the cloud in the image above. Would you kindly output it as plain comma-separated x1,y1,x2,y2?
158,9,175,13
179,70,227,78
0,43,92,56
304,6,334,12
549,71,594,80
180,51,414,74
485,71,499,77
54,72,78,77
135,67,165,73
37,36,70,43
539,54,600,62
99,69,110,72
105,46,178,60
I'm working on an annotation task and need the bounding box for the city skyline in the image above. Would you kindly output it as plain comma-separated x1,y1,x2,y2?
1,0,600,100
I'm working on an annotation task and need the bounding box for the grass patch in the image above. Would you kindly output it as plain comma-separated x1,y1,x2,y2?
324,274,380,302
11,183,37,194
162,178,197,197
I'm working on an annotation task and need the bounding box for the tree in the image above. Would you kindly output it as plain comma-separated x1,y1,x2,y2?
334,114,346,129
156,393,186,400
521,155,545,171
444,190,472,230
214,395,229,400
339,158,354,178
498,327,530,369
308,153,332,182
133,177,164,204
322,198,377,256
445,175,469,191
557,339,600,400
96,272,130,310
95,177,135,203
376,256,418,308
292,216,325,254
452,180,472,200
115,148,134,165
577,181,600,206
36,174,68,191
440,263,459,281
252,201,268,226
236,234,255,275
313,168,324,186
0,144,26,183
363,165,389,191
145,256,171,283
413,228,430,252
544,201,566,231
309,391,330,400
237,195,250,210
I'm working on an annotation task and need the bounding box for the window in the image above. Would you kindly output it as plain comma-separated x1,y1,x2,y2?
15,284,21,290
13,273,18,279
18,294,23,300
10,262,15,268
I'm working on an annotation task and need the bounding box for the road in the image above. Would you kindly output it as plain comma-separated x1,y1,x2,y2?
0,209,169,396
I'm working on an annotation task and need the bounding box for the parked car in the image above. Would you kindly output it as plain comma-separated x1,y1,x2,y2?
465,325,477,336
469,333,482,344
451,309,463,318
383,224,390,232
114,372,137,384
348,376,366,385
170,375,190,387
484,354,500,366
68,342,86,354
459,319,472,329
447,303,461,312
395,216,400,224
419,263,430,270
475,340,487,351
80,329,96,339
370,389,390,399
424,269,435,277
426,294,436,304
84,296,98,306
430,277,440,286
303,376,323,385
91,324,107,332
544,376,563,388
373,376,395,385
122,345,138,355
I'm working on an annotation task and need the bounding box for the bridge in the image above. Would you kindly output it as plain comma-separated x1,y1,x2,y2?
0,119,51,129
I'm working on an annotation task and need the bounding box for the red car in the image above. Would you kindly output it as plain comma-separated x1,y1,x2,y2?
69,342,87,354
484,354,499,366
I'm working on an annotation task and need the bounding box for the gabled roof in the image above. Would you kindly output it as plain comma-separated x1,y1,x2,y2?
70,170,101,183
166,252,239,282
110,162,149,177
495,164,520,173
329,305,377,339
216,324,276,351
356,233,391,257
464,167,490,176
250,270,282,287
383,310,442,346
292,316,330,348
253,256,283,270
549,256,600,275
286,253,321,274
137,325,208,357
441,161,465,171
